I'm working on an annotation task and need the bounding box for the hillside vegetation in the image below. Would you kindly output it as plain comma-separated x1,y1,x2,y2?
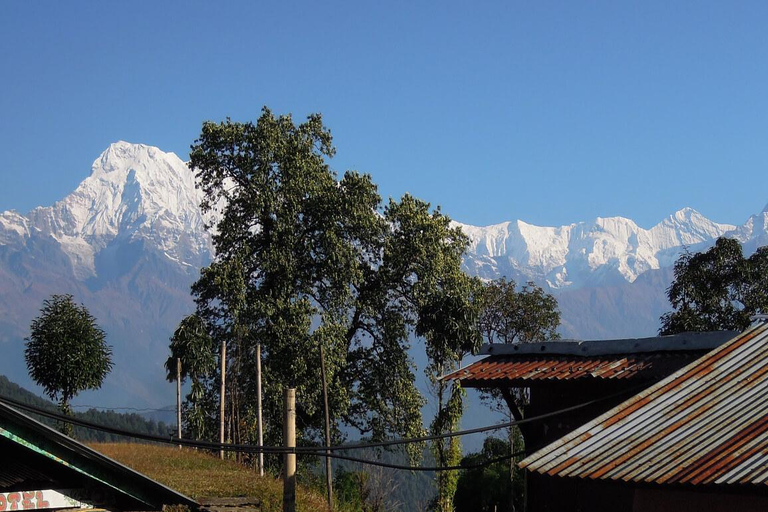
90,443,330,512
0,375,172,442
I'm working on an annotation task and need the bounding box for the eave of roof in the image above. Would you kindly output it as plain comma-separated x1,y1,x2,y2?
519,322,768,487
443,352,706,386
0,400,197,509
442,331,737,386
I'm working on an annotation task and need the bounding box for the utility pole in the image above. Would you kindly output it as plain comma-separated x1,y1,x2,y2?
256,343,264,476
176,357,182,449
283,388,296,512
320,345,334,510
220,338,226,459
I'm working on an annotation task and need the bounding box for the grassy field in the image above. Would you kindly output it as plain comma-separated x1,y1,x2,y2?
89,443,330,512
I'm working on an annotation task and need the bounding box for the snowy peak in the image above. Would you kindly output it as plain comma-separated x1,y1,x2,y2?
726,208,768,254
1,141,767,293
652,207,734,241
1,142,212,280
458,208,739,290
56,141,202,238
91,141,182,177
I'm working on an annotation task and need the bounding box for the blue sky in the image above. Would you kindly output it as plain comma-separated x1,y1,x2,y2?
2,1,768,229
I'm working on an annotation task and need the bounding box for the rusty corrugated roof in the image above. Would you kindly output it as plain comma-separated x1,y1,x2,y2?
443,352,704,386
519,321,768,486
443,331,736,387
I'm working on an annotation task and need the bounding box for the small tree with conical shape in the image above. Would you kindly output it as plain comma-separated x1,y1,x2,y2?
25,294,113,435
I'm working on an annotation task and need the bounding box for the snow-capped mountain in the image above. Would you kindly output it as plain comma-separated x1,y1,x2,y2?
1,141,766,408
0,142,213,407
1,142,213,280
457,209,735,290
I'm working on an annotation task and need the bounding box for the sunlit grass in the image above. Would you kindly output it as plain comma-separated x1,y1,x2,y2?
89,443,330,512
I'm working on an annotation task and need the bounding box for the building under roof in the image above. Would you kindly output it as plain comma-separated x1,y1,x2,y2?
444,330,737,453
0,399,197,511
443,329,741,511
445,330,738,387
520,319,768,512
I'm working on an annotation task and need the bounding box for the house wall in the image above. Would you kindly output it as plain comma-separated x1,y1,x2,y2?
526,381,647,452
524,381,653,512
527,474,634,512
527,476,768,512
633,487,768,512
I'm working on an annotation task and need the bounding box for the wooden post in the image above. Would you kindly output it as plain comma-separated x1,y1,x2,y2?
257,343,264,476
320,345,334,510
220,338,226,460
283,388,296,512
176,357,182,449
509,410,516,512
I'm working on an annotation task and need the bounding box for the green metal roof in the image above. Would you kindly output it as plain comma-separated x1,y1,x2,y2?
0,400,197,511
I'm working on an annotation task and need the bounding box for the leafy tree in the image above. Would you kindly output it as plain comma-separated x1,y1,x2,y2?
420,269,481,511
183,108,478,467
476,278,560,511
454,437,524,512
25,294,113,434
478,278,560,346
165,314,217,439
334,468,370,511
660,237,768,334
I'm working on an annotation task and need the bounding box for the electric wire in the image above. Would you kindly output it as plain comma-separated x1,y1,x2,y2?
0,383,642,456
259,449,528,472
0,395,532,472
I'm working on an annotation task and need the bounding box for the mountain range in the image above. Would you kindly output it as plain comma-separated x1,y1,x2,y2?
1,141,767,410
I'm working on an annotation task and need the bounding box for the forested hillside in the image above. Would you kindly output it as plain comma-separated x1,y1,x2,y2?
0,374,173,442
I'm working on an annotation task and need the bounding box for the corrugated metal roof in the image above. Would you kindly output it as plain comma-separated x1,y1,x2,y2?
443,352,707,386
443,331,736,387
519,321,768,486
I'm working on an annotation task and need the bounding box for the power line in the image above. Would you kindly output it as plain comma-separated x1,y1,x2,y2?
2,395,516,471
69,404,175,412
0,384,642,457
264,449,527,472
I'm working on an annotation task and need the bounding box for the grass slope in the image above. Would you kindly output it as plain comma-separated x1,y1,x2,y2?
90,443,330,512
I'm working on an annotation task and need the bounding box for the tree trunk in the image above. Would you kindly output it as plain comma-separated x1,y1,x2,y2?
176,357,182,448
59,397,74,437
256,343,264,476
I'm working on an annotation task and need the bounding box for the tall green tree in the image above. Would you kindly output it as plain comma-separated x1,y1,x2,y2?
183,108,478,465
419,253,482,511
25,294,113,434
476,278,560,511
476,278,560,424
454,437,524,512
660,237,768,334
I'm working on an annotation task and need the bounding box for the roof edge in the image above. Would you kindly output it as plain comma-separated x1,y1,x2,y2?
480,330,739,357
0,400,197,509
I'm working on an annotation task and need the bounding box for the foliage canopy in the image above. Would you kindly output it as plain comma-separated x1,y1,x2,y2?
474,278,560,511
454,437,524,512
660,237,768,334
477,278,560,346
177,108,479,463
25,294,113,420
